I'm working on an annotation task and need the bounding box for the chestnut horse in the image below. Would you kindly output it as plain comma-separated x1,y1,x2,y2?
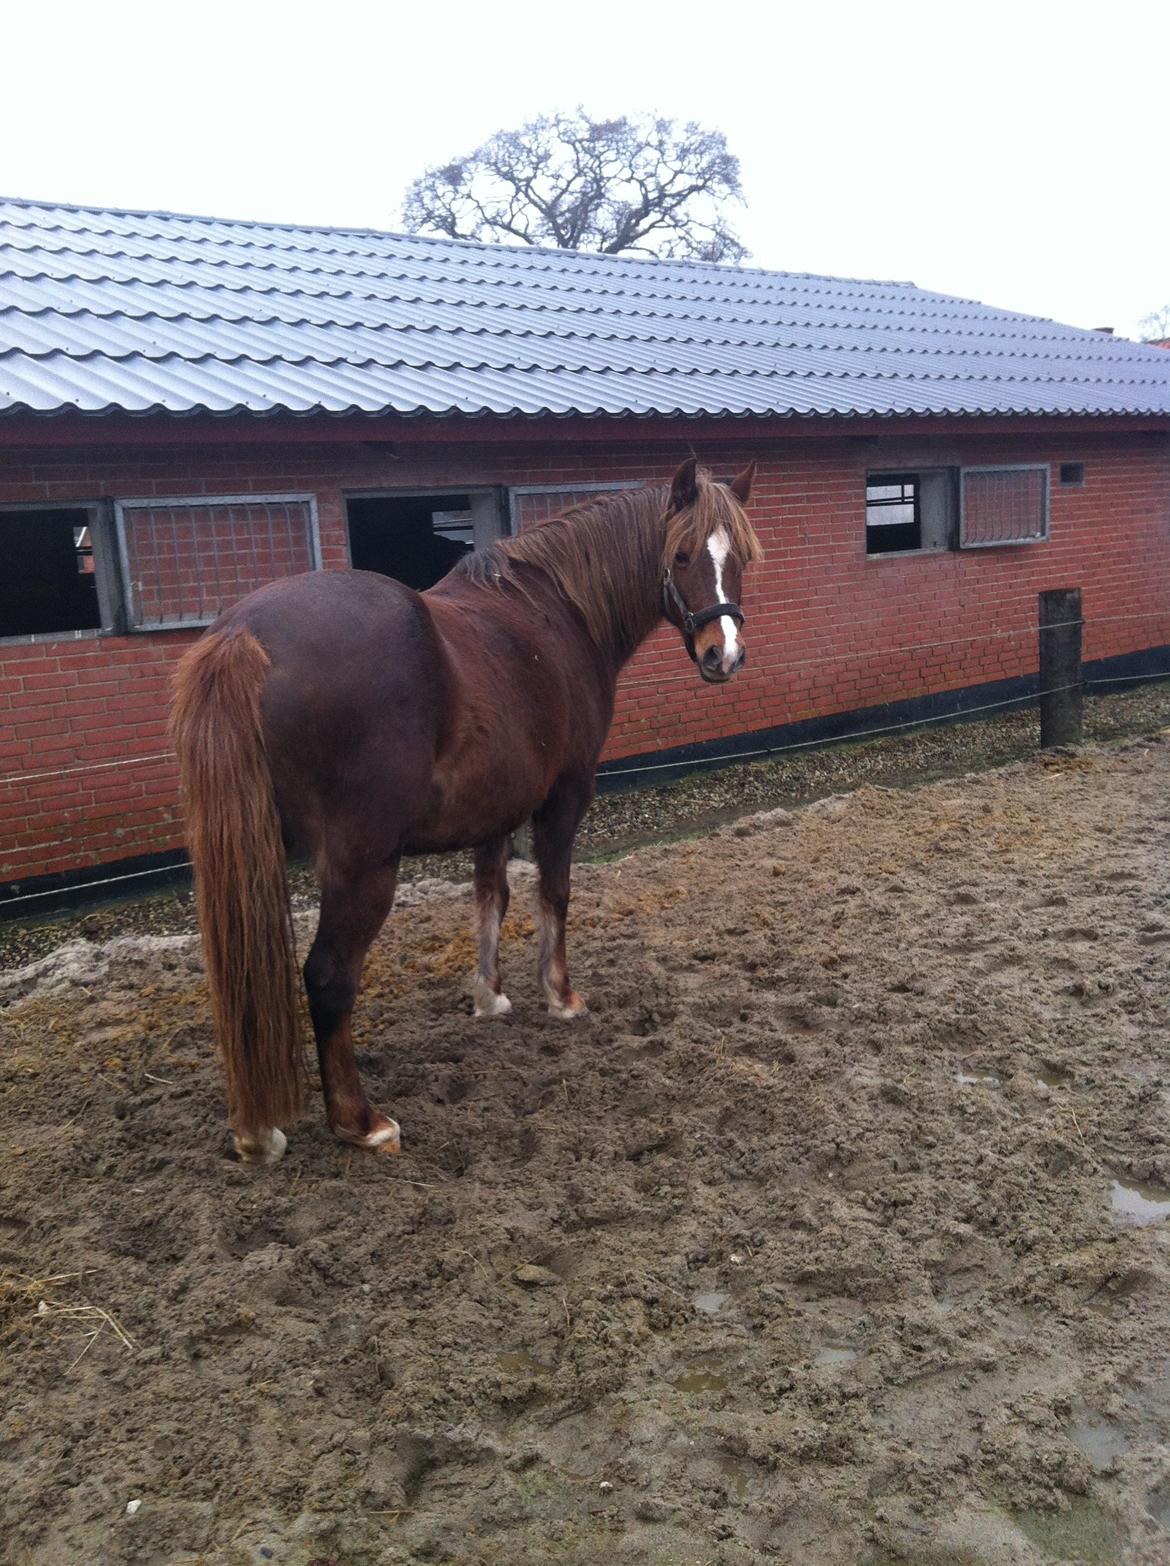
171,458,759,1163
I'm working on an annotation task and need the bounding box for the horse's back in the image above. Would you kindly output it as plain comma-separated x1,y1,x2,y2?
219,567,431,652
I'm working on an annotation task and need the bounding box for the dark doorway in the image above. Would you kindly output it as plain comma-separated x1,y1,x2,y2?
347,492,491,590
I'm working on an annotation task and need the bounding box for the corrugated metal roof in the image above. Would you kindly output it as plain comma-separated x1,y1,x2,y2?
1,194,1169,421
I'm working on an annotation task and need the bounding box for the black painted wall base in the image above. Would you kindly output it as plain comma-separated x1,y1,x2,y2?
597,641,1170,794
1,846,192,924
3,643,1168,921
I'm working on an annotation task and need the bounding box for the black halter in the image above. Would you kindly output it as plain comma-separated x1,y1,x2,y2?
662,567,745,663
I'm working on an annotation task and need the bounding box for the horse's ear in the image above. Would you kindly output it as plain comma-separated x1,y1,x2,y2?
728,462,756,505
669,457,699,513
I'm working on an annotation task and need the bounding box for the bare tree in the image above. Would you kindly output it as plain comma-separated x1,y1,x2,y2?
402,110,747,263
1139,304,1170,341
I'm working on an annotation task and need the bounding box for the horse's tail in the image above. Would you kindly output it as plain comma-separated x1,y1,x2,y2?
170,629,303,1143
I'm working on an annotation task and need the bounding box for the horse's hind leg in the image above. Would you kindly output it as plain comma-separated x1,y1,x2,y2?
532,778,593,1019
472,835,512,1018
304,859,401,1152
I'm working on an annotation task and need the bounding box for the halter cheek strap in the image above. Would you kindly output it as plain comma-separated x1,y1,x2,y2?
662,568,745,664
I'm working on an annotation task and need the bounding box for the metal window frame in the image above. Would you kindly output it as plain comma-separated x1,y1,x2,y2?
507,481,643,536
864,466,962,559
113,492,322,631
0,498,125,646
958,464,1050,550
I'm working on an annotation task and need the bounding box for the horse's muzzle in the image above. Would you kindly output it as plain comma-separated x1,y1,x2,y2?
699,643,747,683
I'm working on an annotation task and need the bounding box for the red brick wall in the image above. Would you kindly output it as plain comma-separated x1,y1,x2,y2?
0,430,1167,885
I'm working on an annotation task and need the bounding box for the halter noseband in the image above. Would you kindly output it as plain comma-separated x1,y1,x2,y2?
662,567,745,664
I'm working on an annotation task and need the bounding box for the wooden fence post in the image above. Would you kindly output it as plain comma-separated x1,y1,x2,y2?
1039,588,1083,748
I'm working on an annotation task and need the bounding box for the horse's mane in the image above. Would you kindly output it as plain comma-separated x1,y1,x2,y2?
452,470,761,664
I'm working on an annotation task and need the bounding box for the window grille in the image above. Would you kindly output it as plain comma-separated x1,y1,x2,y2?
959,466,1049,549
115,494,320,629
507,482,642,534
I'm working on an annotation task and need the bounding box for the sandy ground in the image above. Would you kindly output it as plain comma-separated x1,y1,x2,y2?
3,738,1170,1565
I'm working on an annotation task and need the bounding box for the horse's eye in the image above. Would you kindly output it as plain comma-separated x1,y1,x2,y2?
674,551,690,567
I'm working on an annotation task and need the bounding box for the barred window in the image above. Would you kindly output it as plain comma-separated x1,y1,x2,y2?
959,466,1049,549
116,495,320,629
508,482,642,534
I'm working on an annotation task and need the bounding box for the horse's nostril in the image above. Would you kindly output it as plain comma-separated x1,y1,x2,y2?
734,647,746,672
703,646,722,668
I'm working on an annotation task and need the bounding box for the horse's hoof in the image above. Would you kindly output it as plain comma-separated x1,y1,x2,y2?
335,1115,401,1155
234,1127,287,1165
474,983,513,1019
548,991,587,1021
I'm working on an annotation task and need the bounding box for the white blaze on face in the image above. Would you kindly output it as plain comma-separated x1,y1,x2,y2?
706,527,740,672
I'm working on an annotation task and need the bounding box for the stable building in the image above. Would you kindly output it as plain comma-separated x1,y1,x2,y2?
1,196,1169,900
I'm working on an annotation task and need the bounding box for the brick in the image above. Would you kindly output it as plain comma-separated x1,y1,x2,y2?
3,433,1168,878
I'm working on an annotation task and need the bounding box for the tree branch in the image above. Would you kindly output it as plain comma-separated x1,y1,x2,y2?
401,109,747,262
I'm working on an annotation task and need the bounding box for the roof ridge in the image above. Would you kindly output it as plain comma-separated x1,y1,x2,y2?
0,192,916,290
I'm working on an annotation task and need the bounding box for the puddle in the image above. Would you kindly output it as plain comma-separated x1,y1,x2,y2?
716,1453,748,1500
1110,1177,1170,1226
1036,1064,1072,1089
1085,1266,1147,1316
1069,1416,1128,1470
814,1343,859,1367
672,1365,728,1394
1149,1484,1170,1531
694,1291,729,1315
496,1351,548,1374
1015,1498,1126,1562
956,1066,1000,1087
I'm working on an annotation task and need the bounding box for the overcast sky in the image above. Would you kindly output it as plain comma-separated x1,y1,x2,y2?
5,1,1167,339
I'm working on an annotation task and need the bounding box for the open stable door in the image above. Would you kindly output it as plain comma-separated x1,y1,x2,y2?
345,489,506,588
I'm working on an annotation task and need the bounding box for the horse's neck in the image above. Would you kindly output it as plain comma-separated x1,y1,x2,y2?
617,585,668,668
445,500,668,672
571,509,665,670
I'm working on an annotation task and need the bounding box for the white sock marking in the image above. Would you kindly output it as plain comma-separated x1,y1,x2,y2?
235,1126,287,1164
473,977,512,1018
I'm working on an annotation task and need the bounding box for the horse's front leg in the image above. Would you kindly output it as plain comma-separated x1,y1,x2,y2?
472,834,512,1018
532,778,594,1019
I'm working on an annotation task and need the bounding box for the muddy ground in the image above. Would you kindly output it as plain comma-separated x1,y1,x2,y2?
3,738,1170,1565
